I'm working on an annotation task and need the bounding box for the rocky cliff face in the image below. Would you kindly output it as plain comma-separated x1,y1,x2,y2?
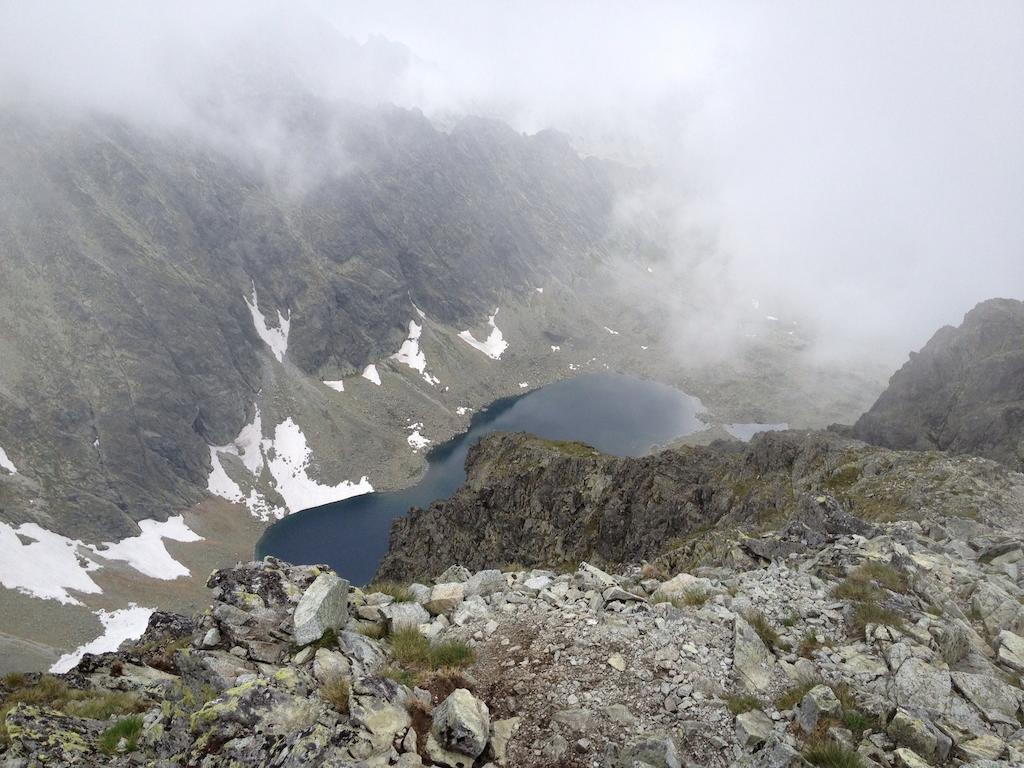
852,298,1024,473
0,104,617,541
377,429,1024,581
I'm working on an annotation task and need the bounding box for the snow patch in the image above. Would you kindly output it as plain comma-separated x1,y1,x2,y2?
0,445,16,474
518,382,529,389
550,345,560,351
88,516,202,580
765,315,779,321
647,267,654,273
262,418,373,511
391,321,440,385
458,308,508,360
406,423,431,452
244,281,290,362
603,326,620,335
455,406,470,416
412,302,426,319
323,380,345,392
535,287,544,293
0,522,102,605
51,605,154,673
362,364,382,386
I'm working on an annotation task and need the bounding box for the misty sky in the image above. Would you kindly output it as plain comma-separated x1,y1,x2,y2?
1,1,1022,361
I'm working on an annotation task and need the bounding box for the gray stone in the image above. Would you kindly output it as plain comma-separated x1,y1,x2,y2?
382,601,431,632
453,595,490,626
312,648,351,685
435,565,471,584
464,569,506,598
426,582,465,615
734,616,775,694
887,709,937,759
576,562,617,591
487,717,520,766
431,688,490,760
736,709,774,748
797,685,841,733
893,748,931,768
892,657,951,714
997,630,1024,672
292,572,350,646
951,671,1022,725
552,708,593,732
201,628,221,648
616,735,682,768
603,586,646,603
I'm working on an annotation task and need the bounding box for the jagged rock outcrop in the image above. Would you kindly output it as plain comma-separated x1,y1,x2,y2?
377,428,1024,581
852,297,1024,472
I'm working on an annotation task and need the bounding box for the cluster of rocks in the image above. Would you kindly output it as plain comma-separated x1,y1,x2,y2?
3,493,1024,766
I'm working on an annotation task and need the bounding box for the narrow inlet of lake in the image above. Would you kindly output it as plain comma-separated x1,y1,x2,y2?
256,373,705,584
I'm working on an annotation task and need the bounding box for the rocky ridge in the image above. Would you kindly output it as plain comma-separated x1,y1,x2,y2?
852,298,1024,473
3,479,1024,766
378,429,1024,581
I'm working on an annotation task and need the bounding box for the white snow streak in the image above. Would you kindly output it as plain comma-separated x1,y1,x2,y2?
603,326,620,335
0,445,17,474
390,321,440,385
88,516,201,580
323,380,345,392
244,281,290,362
535,287,544,293
518,382,529,388
262,418,373,511
0,522,102,605
51,605,154,673
362,364,382,386
458,308,508,360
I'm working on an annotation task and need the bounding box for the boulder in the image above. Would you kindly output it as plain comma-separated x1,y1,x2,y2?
972,581,1024,635
796,685,841,733
735,709,774,748
292,572,350,646
951,671,1022,726
435,565,471,584
431,689,490,761
382,601,431,632
997,630,1024,672
312,648,351,685
734,616,775,694
464,569,506,597
887,709,937,759
615,735,682,768
487,717,521,766
891,657,951,714
894,748,931,768
576,562,617,591
453,595,490,626
426,582,465,615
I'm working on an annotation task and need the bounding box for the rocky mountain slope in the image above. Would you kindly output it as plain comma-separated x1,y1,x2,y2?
0,103,619,544
2,468,1023,766
852,298,1024,473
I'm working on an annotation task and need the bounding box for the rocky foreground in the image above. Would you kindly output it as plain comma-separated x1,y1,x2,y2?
2,486,1024,766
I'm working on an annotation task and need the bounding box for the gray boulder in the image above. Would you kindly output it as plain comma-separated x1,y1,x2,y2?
797,685,841,733
382,601,431,632
292,572,350,646
430,688,491,761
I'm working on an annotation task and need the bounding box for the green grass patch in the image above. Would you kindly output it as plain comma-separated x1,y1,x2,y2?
825,464,863,491
850,602,905,638
386,627,476,685
841,709,874,740
533,437,600,458
0,675,146,744
355,622,387,640
803,741,863,768
799,630,823,658
723,693,761,715
99,715,143,755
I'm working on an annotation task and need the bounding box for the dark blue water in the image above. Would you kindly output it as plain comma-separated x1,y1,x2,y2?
256,373,704,584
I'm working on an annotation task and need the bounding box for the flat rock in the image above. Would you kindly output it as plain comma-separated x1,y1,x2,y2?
431,688,490,760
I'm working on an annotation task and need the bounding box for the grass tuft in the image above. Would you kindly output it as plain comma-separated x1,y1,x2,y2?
386,627,476,686
99,716,143,755
320,677,350,715
803,741,863,768
723,693,761,715
743,610,781,649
